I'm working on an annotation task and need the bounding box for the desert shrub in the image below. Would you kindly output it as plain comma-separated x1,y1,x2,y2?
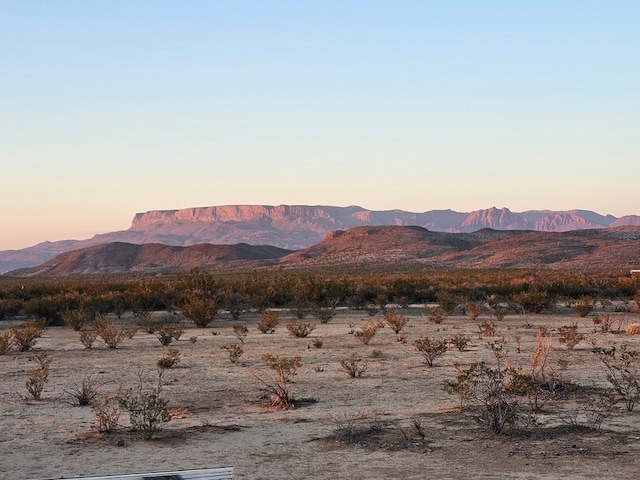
189,335,198,343
257,353,302,409
366,306,379,317
286,318,315,338
0,331,12,355
511,290,555,314
384,309,408,334
592,343,640,411
154,323,183,346
340,354,368,378
157,349,181,369
426,306,449,324
92,392,122,433
289,301,312,319
572,297,596,317
313,307,336,323
257,309,279,334
233,324,249,343
118,370,171,439
450,333,471,351
478,319,497,337
490,303,507,321
25,353,51,400
593,313,615,333
464,301,485,321
626,324,640,335
445,360,520,434
354,320,381,345
414,336,448,367
79,328,98,349
65,375,103,406
311,338,323,349
221,342,244,363
558,323,584,350
122,325,139,340
95,316,128,349
178,268,219,328
505,332,556,414
11,320,45,352
63,307,94,331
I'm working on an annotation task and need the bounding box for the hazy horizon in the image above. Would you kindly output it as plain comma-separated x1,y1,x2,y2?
3,2,639,250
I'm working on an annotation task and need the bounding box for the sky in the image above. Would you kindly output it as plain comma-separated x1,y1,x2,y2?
1,1,639,250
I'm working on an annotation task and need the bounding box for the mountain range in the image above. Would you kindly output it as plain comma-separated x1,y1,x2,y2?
8,225,640,277
2,204,640,274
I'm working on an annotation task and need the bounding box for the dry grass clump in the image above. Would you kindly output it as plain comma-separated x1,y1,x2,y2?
65,375,103,406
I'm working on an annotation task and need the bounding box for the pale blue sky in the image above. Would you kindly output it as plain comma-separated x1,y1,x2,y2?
1,1,639,250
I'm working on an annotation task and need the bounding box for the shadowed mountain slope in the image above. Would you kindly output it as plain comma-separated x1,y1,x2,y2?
9,242,292,277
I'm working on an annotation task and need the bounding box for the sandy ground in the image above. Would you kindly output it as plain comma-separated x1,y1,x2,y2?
2,307,640,479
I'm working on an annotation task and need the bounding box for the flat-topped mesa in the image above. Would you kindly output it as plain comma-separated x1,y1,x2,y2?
130,205,353,230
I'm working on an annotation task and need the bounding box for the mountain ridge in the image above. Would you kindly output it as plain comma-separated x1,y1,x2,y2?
2,204,639,273
7,225,640,277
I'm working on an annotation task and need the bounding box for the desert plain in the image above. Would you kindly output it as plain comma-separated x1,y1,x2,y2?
2,306,640,480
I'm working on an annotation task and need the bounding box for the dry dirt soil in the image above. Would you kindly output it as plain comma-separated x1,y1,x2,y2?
2,307,640,480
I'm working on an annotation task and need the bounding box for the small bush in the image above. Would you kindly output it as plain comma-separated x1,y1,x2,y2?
0,331,12,355
95,316,128,349
63,307,93,331
286,318,315,338
414,336,448,367
426,306,448,324
222,342,244,363
464,301,485,321
558,323,584,350
233,324,249,343
340,354,368,378
79,328,98,349
626,324,640,335
257,310,279,334
313,307,336,323
155,323,183,346
354,320,381,345
592,343,640,411
384,309,408,334
11,320,45,352
118,370,171,439
257,353,302,409
450,333,471,351
92,392,122,433
26,353,51,400
311,338,323,349
157,349,181,369
572,297,596,317
479,319,497,337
